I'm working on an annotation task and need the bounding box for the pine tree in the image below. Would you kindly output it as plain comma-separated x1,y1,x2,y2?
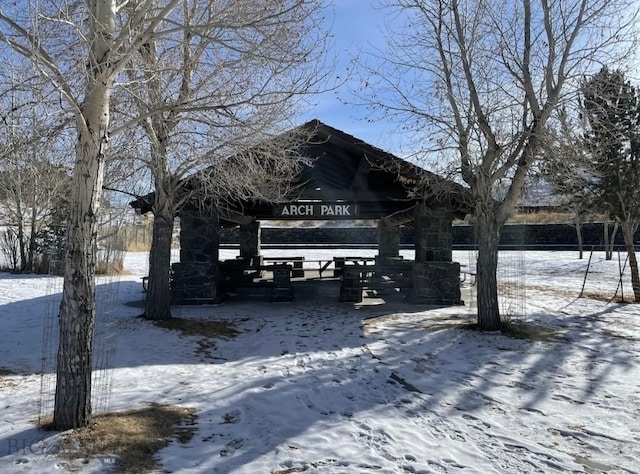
581,67,640,301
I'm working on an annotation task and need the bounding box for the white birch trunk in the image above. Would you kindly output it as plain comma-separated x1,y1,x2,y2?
53,0,115,430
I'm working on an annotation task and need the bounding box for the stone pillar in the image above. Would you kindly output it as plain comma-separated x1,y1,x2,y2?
410,262,462,305
410,206,462,305
339,267,363,303
377,220,400,259
271,266,294,302
239,221,261,265
414,207,453,263
171,262,222,304
179,211,220,263
173,211,222,304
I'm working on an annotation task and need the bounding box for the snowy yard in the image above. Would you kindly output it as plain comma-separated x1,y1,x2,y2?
0,249,638,473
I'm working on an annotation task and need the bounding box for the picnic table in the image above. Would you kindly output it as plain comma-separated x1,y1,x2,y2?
262,256,305,277
338,259,413,302
332,256,376,277
220,259,294,301
303,259,334,278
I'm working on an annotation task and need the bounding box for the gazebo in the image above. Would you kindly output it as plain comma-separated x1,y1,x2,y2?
133,120,473,305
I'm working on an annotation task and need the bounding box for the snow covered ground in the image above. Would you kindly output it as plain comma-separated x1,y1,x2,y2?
0,249,638,473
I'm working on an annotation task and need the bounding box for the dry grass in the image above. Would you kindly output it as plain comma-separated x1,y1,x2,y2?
127,241,152,252
507,212,574,224
95,260,128,275
525,284,628,303
507,211,604,224
0,367,19,388
601,328,639,341
580,291,630,303
363,314,476,336
55,403,196,473
502,320,565,342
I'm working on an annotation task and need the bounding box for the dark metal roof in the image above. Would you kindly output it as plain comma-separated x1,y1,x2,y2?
279,120,472,211
130,119,473,221
294,120,403,201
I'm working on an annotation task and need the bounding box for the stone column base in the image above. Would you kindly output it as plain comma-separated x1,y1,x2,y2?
271,267,294,302
171,262,223,304
339,267,363,303
410,262,463,305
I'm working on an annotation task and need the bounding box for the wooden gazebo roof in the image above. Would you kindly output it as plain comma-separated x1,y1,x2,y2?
239,120,472,220
131,119,473,222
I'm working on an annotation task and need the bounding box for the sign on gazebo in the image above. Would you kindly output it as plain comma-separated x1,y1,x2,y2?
273,202,359,219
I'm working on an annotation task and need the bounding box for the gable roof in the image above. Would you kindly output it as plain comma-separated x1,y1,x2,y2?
131,119,473,221
293,120,411,201
278,120,472,213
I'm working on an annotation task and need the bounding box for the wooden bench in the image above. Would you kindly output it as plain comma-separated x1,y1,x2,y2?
339,262,413,302
262,257,305,278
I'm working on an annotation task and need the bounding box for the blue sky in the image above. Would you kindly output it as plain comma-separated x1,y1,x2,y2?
299,2,402,154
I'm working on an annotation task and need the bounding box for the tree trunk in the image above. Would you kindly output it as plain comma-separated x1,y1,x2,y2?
53,123,107,430
17,222,27,271
475,211,502,330
145,207,174,320
610,222,620,257
15,198,27,271
604,221,611,259
54,217,97,429
604,220,619,260
574,214,583,260
53,0,114,430
28,195,38,272
620,222,640,302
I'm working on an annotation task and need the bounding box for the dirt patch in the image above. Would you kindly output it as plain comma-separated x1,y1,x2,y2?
152,317,239,339
363,313,476,335
152,317,240,361
525,284,627,303
0,368,19,388
502,321,565,342
54,403,196,473
579,291,630,303
601,328,639,341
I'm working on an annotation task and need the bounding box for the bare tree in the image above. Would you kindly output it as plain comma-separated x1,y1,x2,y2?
0,160,70,271
538,109,595,259
359,0,637,329
115,0,329,320
0,74,71,273
0,0,328,430
1,0,125,430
